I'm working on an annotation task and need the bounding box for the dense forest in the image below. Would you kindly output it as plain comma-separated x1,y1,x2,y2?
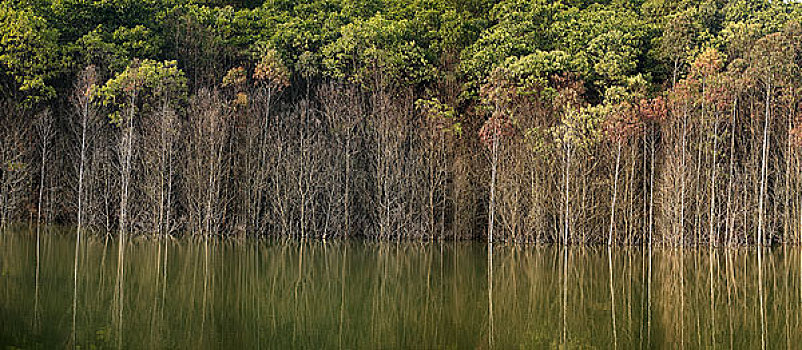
1,0,802,244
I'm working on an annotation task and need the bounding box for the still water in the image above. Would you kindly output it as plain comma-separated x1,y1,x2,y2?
1,228,801,349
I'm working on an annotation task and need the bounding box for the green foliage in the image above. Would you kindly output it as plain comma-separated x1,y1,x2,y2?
98,59,187,125
6,0,802,244
323,14,436,85
2,0,802,119
5,160,26,172
551,106,603,150
111,25,162,59
417,97,462,136
504,51,575,86
73,26,132,74
222,66,247,89
461,0,654,101
587,30,639,84
0,3,60,106
252,45,291,90
747,30,797,89
47,0,161,41
460,0,566,88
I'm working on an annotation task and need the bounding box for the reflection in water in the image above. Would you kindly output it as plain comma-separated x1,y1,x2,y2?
487,240,493,349
757,247,765,350
646,245,653,349
33,227,40,333
114,231,125,350
708,247,716,350
72,224,80,348
1,229,802,349
561,247,568,347
608,247,617,350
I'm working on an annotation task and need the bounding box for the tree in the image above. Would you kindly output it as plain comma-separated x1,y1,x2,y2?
69,65,98,348
659,10,700,87
417,98,461,237
550,74,596,244
480,67,517,243
248,46,290,234
637,96,668,245
319,82,364,237
34,109,53,232
0,102,29,228
0,3,60,106
603,100,643,246
322,14,435,87
689,47,727,245
70,65,99,238
748,32,796,245
184,88,229,235
99,59,187,237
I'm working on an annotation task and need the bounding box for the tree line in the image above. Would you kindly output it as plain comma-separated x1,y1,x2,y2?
2,0,802,245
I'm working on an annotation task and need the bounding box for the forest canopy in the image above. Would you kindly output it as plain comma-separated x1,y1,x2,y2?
3,0,802,245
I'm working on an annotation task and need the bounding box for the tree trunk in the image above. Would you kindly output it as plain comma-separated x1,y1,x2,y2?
758,80,771,246
649,130,655,246
564,143,571,245
609,140,622,246
726,98,737,245
709,116,718,246
680,105,688,245
36,111,52,233
488,134,497,243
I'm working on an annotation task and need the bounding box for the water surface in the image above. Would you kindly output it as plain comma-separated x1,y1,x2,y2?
1,229,801,349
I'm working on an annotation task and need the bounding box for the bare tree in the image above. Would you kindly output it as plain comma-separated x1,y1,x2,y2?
184,88,229,235
0,102,30,228
34,109,53,232
71,66,99,237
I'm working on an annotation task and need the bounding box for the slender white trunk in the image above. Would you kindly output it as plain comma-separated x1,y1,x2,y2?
77,103,88,236
37,144,46,229
564,143,571,244
166,156,173,234
37,114,50,232
120,92,136,238
344,131,351,236
649,132,655,246
726,98,737,245
609,140,622,246
488,134,497,243
680,106,688,245
785,90,793,243
206,147,214,235
298,127,306,237
642,133,648,242
710,117,718,245
758,80,771,246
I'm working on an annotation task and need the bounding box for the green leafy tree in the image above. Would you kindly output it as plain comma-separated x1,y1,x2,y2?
747,31,797,245
98,59,187,236
0,3,60,106
99,59,187,124
323,14,435,86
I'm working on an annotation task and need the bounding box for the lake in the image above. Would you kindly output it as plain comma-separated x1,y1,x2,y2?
1,228,801,349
